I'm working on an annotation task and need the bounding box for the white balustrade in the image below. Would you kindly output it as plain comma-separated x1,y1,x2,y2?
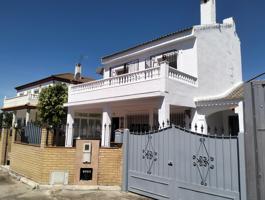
71,67,161,93
3,94,39,109
168,67,197,85
70,66,197,95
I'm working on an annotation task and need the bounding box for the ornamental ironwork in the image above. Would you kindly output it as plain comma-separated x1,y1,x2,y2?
193,138,214,186
142,134,158,175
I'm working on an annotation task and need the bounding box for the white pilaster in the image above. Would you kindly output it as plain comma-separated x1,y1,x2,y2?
25,109,30,125
65,107,74,147
159,61,169,93
158,97,170,129
149,109,154,130
12,111,17,127
101,105,112,147
191,109,208,134
235,101,244,133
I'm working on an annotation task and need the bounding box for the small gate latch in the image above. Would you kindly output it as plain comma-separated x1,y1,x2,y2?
168,161,173,166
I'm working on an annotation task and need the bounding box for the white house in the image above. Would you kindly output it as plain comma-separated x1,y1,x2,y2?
65,0,244,148
2,69,93,127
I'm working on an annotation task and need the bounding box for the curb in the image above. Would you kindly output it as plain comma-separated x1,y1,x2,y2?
1,166,120,191
0,166,39,189
39,185,121,191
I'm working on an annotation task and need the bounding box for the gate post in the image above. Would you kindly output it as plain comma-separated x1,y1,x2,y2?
238,132,247,200
122,129,129,192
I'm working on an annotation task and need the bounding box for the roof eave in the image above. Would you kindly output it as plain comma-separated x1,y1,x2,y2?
101,27,194,65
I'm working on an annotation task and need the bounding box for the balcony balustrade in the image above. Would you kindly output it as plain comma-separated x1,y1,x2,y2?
70,65,197,95
3,94,39,109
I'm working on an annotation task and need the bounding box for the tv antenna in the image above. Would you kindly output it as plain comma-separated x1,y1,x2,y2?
78,54,88,65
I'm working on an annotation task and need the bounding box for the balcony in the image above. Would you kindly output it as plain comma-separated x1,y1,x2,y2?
2,94,39,111
67,63,198,106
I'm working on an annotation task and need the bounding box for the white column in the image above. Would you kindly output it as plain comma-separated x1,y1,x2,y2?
149,109,154,130
191,109,207,134
65,107,74,147
25,109,30,125
159,61,169,93
12,111,17,127
158,97,170,129
185,110,191,129
235,101,244,133
101,105,112,147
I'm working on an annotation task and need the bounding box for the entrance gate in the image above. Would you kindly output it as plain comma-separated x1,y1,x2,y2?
122,126,246,200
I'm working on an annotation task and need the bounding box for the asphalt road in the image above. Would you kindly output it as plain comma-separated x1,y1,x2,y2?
0,170,149,200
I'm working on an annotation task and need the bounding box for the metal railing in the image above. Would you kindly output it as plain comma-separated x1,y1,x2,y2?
14,122,42,145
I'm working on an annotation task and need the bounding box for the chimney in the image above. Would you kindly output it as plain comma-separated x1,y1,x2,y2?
200,0,216,25
74,63,82,81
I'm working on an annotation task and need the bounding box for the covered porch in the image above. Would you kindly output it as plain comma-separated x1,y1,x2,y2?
65,97,192,147
194,83,244,136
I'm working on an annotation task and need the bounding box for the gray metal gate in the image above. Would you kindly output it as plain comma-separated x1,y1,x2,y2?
123,126,246,200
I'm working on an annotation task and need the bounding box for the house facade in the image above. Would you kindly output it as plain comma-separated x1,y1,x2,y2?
65,0,244,148
2,71,93,128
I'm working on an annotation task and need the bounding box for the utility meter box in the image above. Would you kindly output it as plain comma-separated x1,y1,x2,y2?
83,143,92,163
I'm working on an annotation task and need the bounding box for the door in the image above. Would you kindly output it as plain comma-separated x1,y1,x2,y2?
229,115,239,136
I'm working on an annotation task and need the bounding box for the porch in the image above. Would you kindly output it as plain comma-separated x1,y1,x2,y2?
65,97,192,147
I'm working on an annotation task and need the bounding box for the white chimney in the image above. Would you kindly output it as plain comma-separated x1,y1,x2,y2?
200,0,216,25
74,63,82,80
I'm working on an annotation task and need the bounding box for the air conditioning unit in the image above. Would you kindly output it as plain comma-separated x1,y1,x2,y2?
83,143,92,163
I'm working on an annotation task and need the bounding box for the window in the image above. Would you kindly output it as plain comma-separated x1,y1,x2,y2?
163,51,178,69
116,65,128,76
149,50,179,69
126,60,139,73
73,113,102,139
110,60,139,77
34,89,39,94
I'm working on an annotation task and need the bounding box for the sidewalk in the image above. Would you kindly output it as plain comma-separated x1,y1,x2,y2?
0,170,149,200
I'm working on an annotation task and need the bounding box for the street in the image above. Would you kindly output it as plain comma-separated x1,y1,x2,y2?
0,170,149,200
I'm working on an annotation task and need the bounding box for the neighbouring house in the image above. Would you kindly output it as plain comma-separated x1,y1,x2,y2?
0,67,93,165
64,0,244,148
2,68,93,128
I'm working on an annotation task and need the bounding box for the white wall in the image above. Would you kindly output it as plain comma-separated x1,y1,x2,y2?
195,23,243,98
102,37,198,79
16,81,70,96
17,81,54,96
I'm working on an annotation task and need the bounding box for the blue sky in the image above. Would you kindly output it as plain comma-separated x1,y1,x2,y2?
0,0,264,101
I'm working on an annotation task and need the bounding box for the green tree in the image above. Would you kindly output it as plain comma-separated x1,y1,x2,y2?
0,112,13,128
38,84,68,128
